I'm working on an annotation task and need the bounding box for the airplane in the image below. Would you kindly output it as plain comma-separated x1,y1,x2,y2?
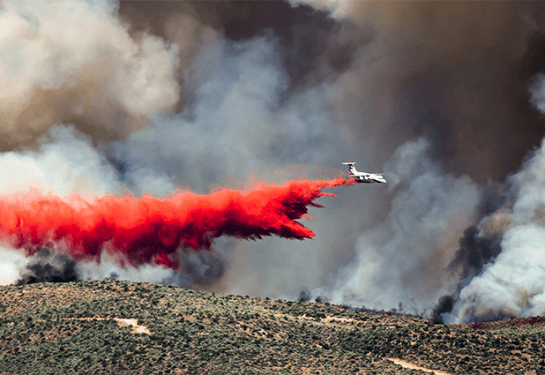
341,162,386,184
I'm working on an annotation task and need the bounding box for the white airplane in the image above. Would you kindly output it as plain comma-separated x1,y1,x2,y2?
341,162,386,184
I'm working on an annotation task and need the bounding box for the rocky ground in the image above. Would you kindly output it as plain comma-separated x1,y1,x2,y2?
0,280,543,374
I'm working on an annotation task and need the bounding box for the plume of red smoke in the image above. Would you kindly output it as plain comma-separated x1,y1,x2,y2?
0,178,354,269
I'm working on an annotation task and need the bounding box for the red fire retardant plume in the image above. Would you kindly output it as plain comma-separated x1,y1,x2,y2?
0,178,354,269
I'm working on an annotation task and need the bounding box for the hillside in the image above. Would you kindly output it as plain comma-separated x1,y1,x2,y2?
0,280,543,374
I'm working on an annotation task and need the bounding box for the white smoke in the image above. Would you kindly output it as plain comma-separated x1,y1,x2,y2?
0,246,26,285
443,72,545,323
0,125,122,197
313,138,480,314
530,74,545,115
76,254,191,287
446,138,545,323
110,36,287,196
0,0,185,284
0,0,179,148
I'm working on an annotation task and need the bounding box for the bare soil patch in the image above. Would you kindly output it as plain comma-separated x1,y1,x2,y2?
387,358,454,375
114,318,151,334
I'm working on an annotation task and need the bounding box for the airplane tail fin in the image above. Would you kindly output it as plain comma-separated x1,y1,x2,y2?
341,162,357,175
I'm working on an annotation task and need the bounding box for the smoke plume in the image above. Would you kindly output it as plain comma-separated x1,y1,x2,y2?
277,0,545,321
311,138,480,313
0,0,179,150
3,0,545,324
445,135,545,323
15,247,77,285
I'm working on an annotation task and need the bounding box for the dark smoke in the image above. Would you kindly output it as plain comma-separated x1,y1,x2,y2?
449,226,503,282
476,183,507,218
296,287,327,303
398,50,544,183
218,2,373,91
299,1,545,184
432,227,503,323
431,184,506,323
162,236,235,289
179,238,235,287
15,248,78,285
298,287,311,302
118,0,372,96
432,295,455,325
154,237,236,290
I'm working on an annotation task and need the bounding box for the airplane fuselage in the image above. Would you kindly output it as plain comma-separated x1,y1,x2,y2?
342,162,386,184
348,172,387,184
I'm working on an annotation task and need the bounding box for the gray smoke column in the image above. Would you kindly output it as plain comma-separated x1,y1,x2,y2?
107,31,386,298
444,76,545,322
284,0,545,321
291,0,545,182
311,138,479,313
110,34,362,194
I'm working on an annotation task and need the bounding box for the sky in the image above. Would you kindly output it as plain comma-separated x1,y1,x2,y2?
1,0,545,323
